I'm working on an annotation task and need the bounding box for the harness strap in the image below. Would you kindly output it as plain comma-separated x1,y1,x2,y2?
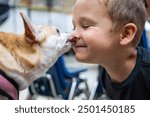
0,89,14,100
0,70,19,90
0,70,19,100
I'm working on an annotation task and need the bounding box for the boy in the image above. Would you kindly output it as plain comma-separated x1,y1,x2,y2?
69,0,150,99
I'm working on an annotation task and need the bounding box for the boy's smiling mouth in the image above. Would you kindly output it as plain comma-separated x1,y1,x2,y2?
68,37,87,52
74,43,87,52
75,43,87,47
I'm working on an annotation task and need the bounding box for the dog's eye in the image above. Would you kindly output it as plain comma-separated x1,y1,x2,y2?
56,28,60,35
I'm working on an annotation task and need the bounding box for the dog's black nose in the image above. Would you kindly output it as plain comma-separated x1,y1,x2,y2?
56,28,60,35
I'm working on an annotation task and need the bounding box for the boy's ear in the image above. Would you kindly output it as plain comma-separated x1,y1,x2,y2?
120,23,137,45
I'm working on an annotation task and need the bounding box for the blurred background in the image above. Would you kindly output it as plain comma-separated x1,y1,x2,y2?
0,0,102,100
0,0,75,33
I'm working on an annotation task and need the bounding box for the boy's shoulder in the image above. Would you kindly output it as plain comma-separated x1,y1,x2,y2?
100,47,150,88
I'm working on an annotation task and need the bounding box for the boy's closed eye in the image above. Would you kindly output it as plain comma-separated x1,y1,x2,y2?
82,24,91,29
72,17,96,30
81,20,96,29
72,23,92,30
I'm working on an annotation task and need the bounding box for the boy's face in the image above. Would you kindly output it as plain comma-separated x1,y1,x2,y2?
71,0,121,64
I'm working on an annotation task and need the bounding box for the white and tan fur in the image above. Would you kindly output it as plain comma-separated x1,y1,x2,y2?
0,13,71,90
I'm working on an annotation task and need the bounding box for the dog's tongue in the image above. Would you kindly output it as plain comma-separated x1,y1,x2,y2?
67,37,72,42
67,36,75,43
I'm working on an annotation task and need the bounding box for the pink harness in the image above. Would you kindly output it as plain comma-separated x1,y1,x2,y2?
0,73,19,100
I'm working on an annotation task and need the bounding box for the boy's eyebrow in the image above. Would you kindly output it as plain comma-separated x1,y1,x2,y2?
72,16,97,28
79,17,97,23
72,17,95,25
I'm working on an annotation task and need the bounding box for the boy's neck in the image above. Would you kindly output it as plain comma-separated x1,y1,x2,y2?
105,49,137,83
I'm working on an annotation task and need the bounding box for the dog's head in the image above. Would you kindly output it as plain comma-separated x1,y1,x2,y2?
0,13,71,90
20,12,71,68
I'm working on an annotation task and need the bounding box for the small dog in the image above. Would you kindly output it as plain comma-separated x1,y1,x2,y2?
0,12,71,90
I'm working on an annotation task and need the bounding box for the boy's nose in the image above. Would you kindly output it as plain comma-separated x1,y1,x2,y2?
70,29,81,40
68,32,80,43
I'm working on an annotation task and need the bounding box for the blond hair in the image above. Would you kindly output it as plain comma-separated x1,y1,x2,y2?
100,0,146,45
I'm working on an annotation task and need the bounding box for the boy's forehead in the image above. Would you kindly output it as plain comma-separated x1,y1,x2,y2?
73,0,110,23
75,0,100,6
73,0,107,15
74,0,105,10
75,0,106,4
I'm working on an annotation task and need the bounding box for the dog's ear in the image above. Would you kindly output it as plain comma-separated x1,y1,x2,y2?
20,12,44,43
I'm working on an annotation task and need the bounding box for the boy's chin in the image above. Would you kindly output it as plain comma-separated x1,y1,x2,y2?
75,54,84,62
75,54,89,63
